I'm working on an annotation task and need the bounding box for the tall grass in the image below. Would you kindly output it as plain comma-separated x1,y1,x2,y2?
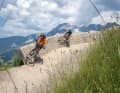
0,55,22,71
52,29,120,93
0,65,11,71
11,55,23,67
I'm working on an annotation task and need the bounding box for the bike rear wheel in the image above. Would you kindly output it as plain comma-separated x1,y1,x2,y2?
24,48,38,64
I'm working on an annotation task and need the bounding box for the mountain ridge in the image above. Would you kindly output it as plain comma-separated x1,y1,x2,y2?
0,22,119,62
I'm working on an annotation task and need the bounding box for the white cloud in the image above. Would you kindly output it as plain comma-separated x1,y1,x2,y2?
91,11,120,25
1,0,120,37
0,0,84,37
16,0,32,9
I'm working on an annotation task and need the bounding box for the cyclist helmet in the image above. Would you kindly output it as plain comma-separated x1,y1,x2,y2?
41,34,46,39
36,33,41,37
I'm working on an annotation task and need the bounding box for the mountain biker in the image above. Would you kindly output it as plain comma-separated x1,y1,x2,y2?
24,33,46,64
36,34,46,49
63,29,72,40
58,29,73,47
31,33,47,61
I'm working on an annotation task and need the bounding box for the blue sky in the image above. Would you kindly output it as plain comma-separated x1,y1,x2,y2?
0,0,120,38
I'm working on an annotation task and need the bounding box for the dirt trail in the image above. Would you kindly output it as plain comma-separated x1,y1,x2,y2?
0,43,91,93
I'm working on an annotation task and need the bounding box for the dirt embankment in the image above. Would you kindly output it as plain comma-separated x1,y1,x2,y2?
0,32,100,93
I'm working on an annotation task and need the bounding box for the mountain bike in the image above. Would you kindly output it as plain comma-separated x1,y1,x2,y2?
23,44,43,65
58,36,70,47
